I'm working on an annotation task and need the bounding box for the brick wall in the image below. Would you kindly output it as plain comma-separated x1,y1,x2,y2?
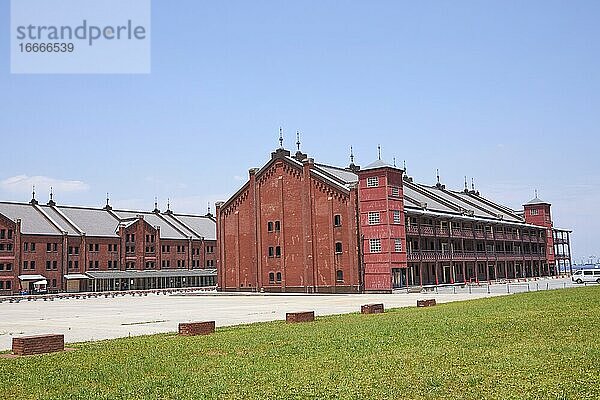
12,334,64,356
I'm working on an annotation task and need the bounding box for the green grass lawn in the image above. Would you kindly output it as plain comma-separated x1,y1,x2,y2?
2,287,600,400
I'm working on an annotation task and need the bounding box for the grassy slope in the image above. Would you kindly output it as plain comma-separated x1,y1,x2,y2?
1,287,599,400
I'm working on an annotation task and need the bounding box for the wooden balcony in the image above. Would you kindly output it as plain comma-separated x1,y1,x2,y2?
406,226,419,235
421,226,434,236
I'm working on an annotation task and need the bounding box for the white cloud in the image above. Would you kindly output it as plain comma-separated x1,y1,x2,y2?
233,175,245,182
0,175,89,194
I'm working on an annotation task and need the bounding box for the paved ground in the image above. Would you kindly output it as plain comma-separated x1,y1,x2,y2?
0,277,580,351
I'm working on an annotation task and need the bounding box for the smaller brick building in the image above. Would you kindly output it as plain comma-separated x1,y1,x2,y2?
0,195,216,295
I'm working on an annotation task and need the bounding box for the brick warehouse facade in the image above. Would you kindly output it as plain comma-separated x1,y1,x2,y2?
216,144,573,293
0,195,216,295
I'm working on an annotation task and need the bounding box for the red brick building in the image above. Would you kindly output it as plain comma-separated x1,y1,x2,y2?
0,194,216,295
216,144,573,293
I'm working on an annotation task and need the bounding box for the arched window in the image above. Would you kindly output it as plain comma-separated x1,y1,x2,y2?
276,272,282,283
267,222,274,232
336,270,344,282
269,272,275,283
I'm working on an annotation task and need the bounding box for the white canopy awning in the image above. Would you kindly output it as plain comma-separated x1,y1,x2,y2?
64,274,89,280
18,274,46,281
33,280,48,286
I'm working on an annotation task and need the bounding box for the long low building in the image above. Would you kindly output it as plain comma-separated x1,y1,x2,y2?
0,196,217,295
216,143,573,293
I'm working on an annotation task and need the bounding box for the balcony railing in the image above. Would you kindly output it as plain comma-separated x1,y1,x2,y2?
406,250,545,261
406,226,419,235
421,226,434,236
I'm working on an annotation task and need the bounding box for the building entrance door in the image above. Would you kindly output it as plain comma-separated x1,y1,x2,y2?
392,268,406,288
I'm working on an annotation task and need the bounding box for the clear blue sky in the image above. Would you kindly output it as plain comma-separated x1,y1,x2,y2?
1,1,598,263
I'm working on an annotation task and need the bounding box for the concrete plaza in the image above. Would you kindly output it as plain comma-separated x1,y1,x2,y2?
0,277,577,351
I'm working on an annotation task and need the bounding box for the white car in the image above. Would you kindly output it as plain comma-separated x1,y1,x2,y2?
572,269,600,284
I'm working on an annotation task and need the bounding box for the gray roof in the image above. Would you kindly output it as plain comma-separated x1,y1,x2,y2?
0,201,215,240
170,214,216,240
0,202,62,235
59,206,120,237
525,196,549,205
362,159,397,170
314,164,358,184
112,211,190,240
85,269,216,279
453,192,523,222
39,205,81,235
403,185,458,214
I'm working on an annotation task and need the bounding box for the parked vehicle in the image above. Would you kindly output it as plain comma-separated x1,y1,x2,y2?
571,269,600,284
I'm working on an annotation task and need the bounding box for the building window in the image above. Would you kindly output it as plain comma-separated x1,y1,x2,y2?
369,239,382,253
394,239,402,252
335,242,343,254
267,222,273,232
268,247,274,257
30,261,35,269
391,186,400,197
530,209,539,216
269,272,275,283
276,272,282,283
30,243,35,252
23,261,28,270
0,229,4,239
7,230,12,239
46,261,51,270
206,260,214,267
368,212,380,225
47,243,52,252
334,214,342,227
336,270,344,282
275,246,281,258
393,210,401,224
206,246,214,254
274,221,281,232
367,176,379,188
24,242,29,251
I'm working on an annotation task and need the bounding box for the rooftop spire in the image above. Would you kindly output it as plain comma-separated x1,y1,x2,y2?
104,193,112,210
535,189,538,198
436,169,440,185
30,185,38,205
279,127,283,149
377,144,381,160
464,176,468,191
403,160,406,172
393,157,396,167
296,131,301,151
47,186,56,206
471,178,475,191
350,146,354,164
153,196,160,213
